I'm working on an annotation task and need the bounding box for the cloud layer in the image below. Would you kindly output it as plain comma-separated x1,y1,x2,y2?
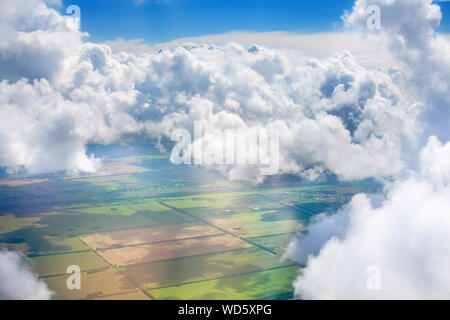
0,0,423,183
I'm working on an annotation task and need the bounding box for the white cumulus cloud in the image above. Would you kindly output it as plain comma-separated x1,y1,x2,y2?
344,0,450,141
0,0,423,182
286,0,450,300
286,137,450,299
0,250,53,300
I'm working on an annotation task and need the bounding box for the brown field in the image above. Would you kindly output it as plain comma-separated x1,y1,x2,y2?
98,234,251,266
0,179,46,186
82,222,223,250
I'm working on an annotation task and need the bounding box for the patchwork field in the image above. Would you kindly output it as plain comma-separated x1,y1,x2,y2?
0,143,380,300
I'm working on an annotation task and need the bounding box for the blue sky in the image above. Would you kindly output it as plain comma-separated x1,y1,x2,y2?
60,0,450,44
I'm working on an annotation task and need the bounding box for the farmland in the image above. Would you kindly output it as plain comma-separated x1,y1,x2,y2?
0,142,380,300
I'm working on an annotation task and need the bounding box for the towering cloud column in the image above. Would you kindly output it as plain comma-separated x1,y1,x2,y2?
287,0,450,299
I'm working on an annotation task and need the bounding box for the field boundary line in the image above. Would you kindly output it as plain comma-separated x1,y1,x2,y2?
28,249,93,258
243,231,298,240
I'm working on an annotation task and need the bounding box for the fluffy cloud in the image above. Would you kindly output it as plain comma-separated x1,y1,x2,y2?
0,250,53,300
0,1,144,174
345,0,450,141
285,137,450,299
139,46,420,182
0,0,82,82
0,0,422,182
285,0,450,300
